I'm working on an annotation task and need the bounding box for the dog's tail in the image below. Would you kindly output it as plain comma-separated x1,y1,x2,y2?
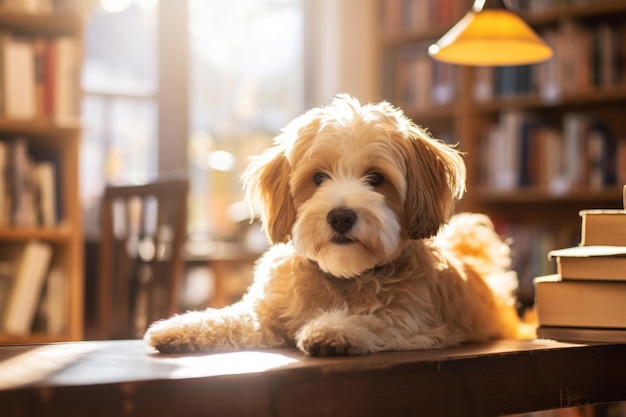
435,212,517,304
435,212,536,339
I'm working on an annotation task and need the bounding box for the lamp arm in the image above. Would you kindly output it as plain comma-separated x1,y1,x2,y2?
476,0,514,12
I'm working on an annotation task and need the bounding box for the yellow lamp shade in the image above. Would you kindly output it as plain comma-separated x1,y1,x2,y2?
429,9,553,66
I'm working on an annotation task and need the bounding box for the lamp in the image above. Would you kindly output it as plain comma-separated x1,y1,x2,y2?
428,0,553,66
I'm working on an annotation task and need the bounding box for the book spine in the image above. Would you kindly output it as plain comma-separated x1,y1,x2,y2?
478,112,619,192
1,136,61,228
3,240,53,336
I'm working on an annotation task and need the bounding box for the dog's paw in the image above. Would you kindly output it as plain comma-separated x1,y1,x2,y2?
297,328,355,356
295,310,381,356
144,312,214,354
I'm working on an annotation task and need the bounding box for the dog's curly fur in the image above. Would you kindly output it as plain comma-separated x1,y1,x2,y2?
144,94,533,356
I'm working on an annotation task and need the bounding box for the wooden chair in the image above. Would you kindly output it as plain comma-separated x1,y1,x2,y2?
97,179,189,339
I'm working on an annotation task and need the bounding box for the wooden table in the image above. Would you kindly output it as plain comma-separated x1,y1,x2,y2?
1,339,625,417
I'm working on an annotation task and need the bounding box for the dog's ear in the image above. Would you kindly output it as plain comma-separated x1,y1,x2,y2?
243,141,296,244
404,126,466,240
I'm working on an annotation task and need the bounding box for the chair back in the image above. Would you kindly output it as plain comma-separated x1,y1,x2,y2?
97,179,188,339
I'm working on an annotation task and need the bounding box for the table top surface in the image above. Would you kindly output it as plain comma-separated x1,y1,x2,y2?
1,339,625,417
0,338,610,389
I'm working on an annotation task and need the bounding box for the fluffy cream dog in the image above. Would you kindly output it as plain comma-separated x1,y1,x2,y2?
144,95,531,356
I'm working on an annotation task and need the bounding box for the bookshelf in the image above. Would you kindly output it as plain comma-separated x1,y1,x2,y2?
0,3,83,344
379,0,626,307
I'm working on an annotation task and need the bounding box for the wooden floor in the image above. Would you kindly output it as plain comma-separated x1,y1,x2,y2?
1,339,625,417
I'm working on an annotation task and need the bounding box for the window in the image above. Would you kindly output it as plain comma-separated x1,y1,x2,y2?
80,0,304,242
187,0,304,240
81,0,159,233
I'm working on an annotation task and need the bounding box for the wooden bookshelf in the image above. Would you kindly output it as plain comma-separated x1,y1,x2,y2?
379,0,626,306
0,5,83,344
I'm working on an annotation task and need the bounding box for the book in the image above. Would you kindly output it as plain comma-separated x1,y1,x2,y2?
45,266,67,335
53,36,80,125
579,209,626,247
562,113,590,190
537,326,626,344
0,140,8,226
33,37,47,119
548,245,626,281
43,39,56,118
31,147,63,225
54,0,86,16
2,35,36,119
35,161,57,227
0,260,14,325
2,240,53,336
1,0,53,14
534,274,626,329
6,137,38,227
32,264,67,335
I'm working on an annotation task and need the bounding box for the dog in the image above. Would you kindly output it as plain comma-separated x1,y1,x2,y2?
144,94,532,356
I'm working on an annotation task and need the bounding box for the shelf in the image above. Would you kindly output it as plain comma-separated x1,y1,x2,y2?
471,187,625,205
403,103,456,121
380,22,451,46
0,226,74,243
524,1,626,26
0,332,72,345
0,118,81,137
0,10,81,36
473,86,626,114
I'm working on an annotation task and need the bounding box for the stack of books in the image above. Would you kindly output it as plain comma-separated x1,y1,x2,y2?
534,186,626,343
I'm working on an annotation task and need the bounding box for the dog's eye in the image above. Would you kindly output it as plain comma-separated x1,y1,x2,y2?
366,172,384,186
314,172,329,185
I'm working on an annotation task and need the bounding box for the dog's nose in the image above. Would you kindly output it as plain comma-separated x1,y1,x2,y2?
327,208,357,233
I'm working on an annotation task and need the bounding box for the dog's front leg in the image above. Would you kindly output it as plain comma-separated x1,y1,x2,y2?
144,304,283,354
294,308,395,356
295,307,450,356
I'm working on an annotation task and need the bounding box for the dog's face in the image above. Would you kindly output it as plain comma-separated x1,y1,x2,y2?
244,95,466,278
